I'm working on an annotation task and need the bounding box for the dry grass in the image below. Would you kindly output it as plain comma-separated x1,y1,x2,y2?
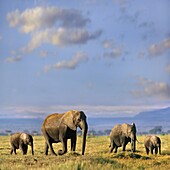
0,135,170,170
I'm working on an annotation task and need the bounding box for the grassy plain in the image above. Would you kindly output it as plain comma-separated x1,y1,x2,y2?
0,135,170,170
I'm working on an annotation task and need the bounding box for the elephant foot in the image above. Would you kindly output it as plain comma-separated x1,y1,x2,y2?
58,150,66,155
114,150,117,153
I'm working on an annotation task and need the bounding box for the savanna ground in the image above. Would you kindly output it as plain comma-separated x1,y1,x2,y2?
0,135,170,170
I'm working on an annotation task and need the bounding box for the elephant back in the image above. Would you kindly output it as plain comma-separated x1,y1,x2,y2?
10,132,22,148
110,124,122,137
42,113,64,128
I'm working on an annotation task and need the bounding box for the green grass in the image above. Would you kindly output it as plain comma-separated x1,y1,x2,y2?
0,135,170,170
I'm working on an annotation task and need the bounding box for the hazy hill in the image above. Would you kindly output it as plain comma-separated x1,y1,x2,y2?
134,107,170,120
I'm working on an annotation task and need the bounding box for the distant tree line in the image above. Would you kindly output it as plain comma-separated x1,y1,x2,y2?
0,130,41,136
1,126,170,136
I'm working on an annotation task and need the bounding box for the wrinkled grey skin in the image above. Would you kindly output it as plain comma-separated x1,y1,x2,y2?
144,135,161,155
109,123,137,153
41,110,88,156
10,132,34,155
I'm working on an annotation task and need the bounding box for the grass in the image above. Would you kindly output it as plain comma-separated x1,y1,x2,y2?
0,135,170,170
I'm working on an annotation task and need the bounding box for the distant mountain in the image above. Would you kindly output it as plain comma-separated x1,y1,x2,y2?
134,107,170,120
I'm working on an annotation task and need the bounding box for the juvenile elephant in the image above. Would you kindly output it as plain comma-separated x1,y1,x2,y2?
10,132,34,155
109,123,137,153
144,135,161,155
41,110,88,156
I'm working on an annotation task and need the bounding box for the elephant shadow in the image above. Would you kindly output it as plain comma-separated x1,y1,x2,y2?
126,149,141,153
112,152,151,160
68,152,81,156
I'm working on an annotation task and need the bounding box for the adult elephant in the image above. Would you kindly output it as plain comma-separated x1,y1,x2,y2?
41,110,88,156
144,135,161,155
109,123,137,153
10,132,34,155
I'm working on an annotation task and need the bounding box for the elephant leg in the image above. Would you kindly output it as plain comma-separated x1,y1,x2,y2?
44,142,49,155
159,145,161,155
48,142,56,156
10,148,13,155
109,142,115,153
58,139,67,155
122,143,126,151
145,147,149,155
14,149,17,154
150,147,153,155
11,145,17,155
42,128,57,155
24,145,28,155
20,144,28,155
114,146,118,153
43,133,56,155
10,146,14,155
19,143,24,155
71,136,76,151
155,146,158,155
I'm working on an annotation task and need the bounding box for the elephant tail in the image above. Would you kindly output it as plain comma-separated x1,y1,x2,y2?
136,138,143,144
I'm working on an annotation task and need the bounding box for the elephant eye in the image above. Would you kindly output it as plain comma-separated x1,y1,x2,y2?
77,118,81,122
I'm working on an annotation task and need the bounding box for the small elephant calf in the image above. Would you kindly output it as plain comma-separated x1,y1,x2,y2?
144,135,161,155
10,132,34,155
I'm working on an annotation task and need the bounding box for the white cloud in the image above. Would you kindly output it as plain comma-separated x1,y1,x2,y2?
103,46,123,58
102,39,114,49
148,38,170,56
22,28,102,53
44,52,88,72
5,56,23,63
7,7,90,33
132,77,170,99
7,6,102,54
21,29,49,53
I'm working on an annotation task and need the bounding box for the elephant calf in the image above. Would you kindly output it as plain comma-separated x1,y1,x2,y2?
144,135,161,155
109,123,137,153
10,132,34,155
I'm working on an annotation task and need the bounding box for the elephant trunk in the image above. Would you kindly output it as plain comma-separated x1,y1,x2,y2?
81,120,88,155
159,143,161,155
131,134,136,152
29,142,34,155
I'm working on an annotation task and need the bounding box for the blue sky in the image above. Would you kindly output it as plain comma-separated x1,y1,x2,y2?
0,0,170,118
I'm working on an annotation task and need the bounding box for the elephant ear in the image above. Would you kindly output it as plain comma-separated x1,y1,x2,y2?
61,110,77,131
121,123,132,138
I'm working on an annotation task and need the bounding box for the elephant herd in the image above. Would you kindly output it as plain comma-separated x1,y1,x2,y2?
9,110,161,156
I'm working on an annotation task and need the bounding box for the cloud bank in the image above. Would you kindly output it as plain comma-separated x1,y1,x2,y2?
132,77,170,100
7,6,102,54
44,51,88,72
5,56,23,63
7,7,90,33
148,38,170,57
22,28,102,53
